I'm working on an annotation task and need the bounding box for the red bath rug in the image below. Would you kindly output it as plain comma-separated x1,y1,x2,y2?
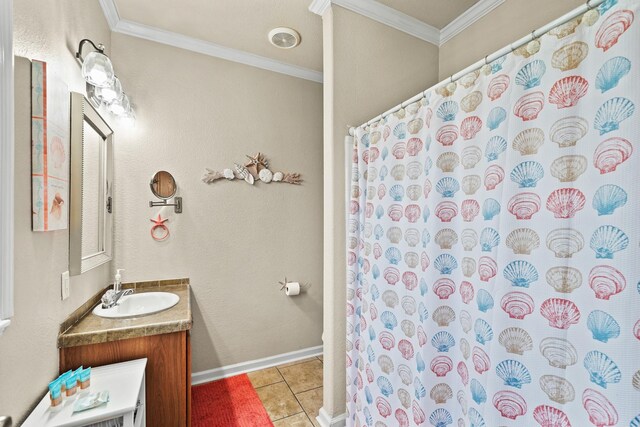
192,374,274,427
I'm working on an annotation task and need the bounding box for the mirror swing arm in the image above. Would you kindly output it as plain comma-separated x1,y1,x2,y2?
149,197,182,213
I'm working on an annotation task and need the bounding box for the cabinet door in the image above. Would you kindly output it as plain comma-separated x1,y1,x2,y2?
186,331,191,427
60,332,187,427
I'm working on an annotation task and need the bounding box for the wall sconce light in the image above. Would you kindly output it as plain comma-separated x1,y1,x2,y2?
75,39,134,122
108,93,130,116
75,39,114,87
95,75,122,104
120,109,136,128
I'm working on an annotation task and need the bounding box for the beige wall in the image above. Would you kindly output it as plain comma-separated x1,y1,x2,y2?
321,5,440,418
109,33,324,373
439,0,583,79
0,0,112,421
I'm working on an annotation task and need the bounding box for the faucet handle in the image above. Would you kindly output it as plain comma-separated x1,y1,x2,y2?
101,289,116,307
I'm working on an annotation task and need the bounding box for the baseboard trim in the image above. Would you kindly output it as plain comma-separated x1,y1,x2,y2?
317,408,347,427
191,345,323,385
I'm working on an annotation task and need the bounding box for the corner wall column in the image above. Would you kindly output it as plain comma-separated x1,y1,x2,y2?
319,4,348,427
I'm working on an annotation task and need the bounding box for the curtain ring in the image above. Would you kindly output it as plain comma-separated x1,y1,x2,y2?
585,0,593,10
484,55,488,65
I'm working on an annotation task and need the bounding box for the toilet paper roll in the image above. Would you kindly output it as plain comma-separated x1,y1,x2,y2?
285,282,300,296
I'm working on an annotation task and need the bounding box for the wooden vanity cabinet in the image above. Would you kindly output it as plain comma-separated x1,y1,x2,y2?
59,330,191,427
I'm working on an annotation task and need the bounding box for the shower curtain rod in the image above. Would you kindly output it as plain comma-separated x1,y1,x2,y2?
348,0,606,137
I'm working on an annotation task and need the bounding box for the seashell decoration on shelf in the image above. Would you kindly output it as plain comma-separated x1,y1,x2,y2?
201,152,303,186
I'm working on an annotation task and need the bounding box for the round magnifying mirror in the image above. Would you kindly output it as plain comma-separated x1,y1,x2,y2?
150,171,176,200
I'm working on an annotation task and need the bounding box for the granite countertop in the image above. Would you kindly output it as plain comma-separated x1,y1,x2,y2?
58,278,192,348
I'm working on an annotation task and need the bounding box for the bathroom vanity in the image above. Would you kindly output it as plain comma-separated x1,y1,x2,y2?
58,279,192,427
56,93,192,427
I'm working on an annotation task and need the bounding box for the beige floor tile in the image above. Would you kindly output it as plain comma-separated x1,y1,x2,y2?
279,359,323,394
255,382,303,421
273,412,314,427
296,387,323,427
277,357,319,369
247,367,284,388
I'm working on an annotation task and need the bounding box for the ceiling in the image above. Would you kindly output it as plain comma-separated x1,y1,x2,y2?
112,0,481,74
114,0,324,72
378,0,479,29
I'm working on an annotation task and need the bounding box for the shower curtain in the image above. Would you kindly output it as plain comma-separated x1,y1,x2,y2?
346,1,640,426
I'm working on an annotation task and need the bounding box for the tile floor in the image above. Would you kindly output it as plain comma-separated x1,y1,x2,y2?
247,355,324,426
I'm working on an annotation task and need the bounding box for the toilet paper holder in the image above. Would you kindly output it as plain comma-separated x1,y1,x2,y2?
278,277,310,293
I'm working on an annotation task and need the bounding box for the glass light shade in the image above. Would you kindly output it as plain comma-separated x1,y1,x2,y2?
95,76,123,104
120,109,136,127
108,94,130,116
82,51,115,88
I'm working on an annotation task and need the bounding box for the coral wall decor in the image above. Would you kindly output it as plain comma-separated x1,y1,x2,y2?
201,152,302,186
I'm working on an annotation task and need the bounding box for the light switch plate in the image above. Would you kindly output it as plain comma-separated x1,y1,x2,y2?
61,271,70,300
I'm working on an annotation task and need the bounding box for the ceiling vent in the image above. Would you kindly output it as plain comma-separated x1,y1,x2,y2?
268,27,301,49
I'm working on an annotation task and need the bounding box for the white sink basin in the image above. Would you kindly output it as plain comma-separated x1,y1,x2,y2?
93,292,180,318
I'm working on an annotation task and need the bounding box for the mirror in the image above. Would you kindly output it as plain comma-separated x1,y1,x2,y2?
69,92,114,276
150,171,176,199
149,170,182,213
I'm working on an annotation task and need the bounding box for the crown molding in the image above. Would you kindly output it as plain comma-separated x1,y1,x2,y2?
99,0,507,81
309,0,331,16
99,0,323,83
98,0,120,30
440,0,506,44
332,0,440,45
309,0,507,47
114,19,324,82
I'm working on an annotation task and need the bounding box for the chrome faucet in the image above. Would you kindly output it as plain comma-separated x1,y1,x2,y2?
101,288,134,309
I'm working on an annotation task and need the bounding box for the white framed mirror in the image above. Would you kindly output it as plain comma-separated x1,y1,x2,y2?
69,92,113,276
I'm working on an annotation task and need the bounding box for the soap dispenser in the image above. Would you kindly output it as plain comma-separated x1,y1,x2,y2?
114,269,125,292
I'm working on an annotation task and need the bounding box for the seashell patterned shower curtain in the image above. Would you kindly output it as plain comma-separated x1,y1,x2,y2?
346,0,640,426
